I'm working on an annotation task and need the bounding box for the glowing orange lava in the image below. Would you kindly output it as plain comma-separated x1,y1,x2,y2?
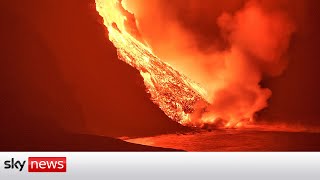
95,0,211,127
95,0,291,128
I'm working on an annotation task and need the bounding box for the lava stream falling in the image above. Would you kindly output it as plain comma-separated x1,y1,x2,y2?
95,0,209,126
95,0,294,129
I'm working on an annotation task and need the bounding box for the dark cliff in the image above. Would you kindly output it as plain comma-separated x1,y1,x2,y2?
0,0,186,150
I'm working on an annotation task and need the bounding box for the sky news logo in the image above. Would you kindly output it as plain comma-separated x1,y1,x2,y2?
3,157,66,172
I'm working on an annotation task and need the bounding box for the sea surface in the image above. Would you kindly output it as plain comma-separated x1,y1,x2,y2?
126,130,320,151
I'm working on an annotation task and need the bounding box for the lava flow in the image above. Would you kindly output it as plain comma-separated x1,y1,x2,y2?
95,0,208,126
95,0,294,129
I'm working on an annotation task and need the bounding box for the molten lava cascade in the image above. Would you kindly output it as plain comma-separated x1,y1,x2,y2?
95,0,295,129
95,0,208,126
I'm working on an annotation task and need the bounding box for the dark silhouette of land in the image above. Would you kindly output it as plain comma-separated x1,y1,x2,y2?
0,0,186,151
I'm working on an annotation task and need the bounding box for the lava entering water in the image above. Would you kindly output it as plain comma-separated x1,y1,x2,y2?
95,0,294,128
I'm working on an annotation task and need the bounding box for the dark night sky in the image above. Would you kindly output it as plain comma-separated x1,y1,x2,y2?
262,0,320,126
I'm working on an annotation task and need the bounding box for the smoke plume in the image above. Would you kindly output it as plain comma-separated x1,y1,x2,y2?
123,0,295,127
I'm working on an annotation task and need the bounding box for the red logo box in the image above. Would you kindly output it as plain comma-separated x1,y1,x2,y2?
28,157,67,172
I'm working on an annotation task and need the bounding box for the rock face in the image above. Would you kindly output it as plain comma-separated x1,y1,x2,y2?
0,0,187,149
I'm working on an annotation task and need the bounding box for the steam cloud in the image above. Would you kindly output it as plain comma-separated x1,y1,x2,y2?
123,0,295,127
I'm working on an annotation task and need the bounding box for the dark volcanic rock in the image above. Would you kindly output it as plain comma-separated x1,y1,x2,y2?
0,0,187,150
0,129,180,151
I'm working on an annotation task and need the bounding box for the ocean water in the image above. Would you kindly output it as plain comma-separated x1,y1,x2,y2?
126,130,320,151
